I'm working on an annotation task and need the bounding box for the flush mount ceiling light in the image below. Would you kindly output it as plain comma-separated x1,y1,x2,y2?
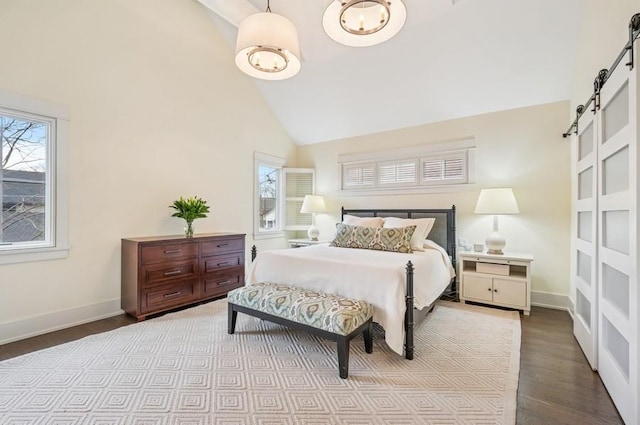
235,1,301,80
322,0,407,47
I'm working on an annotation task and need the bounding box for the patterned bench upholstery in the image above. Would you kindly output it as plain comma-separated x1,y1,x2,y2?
227,282,374,379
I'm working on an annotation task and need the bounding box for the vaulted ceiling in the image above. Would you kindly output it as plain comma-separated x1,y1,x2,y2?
199,0,582,145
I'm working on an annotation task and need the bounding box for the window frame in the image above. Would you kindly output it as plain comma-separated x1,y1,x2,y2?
0,90,69,265
254,152,286,240
338,138,476,195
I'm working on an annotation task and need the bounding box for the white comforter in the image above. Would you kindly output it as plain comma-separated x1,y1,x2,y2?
246,242,455,355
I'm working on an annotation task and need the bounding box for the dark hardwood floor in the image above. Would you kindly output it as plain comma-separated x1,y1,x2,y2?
0,305,623,424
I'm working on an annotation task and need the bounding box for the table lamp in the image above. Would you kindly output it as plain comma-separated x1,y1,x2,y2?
300,195,326,241
474,188,520,255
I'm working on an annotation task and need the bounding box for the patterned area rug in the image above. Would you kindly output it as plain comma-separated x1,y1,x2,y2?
0,299,520,424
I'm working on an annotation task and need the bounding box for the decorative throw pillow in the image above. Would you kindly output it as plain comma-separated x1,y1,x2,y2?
331,224,416,253
342,214,384,227
383,217,436,252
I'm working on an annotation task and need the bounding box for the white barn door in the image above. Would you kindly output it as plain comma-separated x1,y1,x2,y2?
572,105,599,370
595,45,638,425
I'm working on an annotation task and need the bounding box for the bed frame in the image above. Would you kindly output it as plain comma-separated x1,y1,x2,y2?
341,206,457,360
249,205,457,360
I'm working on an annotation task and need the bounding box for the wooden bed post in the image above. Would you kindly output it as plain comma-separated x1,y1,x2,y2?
405,260,414,360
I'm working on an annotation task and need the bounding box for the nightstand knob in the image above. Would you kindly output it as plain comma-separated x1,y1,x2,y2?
487,288,491,291
494,289,498,292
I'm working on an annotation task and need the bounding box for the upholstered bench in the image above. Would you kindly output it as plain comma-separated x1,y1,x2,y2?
227,282,373,379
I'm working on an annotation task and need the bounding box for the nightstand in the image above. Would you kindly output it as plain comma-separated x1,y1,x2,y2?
459,251,533,315
288,239,328,248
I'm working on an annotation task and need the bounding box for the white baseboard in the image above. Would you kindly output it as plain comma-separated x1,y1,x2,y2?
531,290,570,311
0,298,124,345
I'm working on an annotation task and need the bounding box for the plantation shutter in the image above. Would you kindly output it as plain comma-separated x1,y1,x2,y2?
378,160,418,186
420,152,467,185
342,163,376,189
283,168,314,230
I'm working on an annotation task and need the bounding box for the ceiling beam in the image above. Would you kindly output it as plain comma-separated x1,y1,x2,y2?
196,0,259,27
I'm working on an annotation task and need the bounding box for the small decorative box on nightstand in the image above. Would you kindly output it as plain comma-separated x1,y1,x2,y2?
459,251,533,315
288,239,328,248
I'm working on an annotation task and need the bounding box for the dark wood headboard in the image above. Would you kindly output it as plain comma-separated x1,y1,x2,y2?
341,206,457,283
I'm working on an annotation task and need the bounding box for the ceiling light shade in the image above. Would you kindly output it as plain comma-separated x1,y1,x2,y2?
322,0,407,47
235,12,301,80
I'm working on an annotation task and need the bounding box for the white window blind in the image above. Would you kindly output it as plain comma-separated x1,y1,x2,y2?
378,160,418,186
342,163,376,189
283,168,314,230
420,153,467,185
337,139,475,194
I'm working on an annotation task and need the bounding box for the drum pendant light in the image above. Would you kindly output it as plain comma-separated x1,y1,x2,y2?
235,0,301,80
323,0,407,47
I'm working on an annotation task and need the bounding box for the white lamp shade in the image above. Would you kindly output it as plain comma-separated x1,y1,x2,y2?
235,12,301,80
474,188,520,215
300,195,326,214
322,0,407,47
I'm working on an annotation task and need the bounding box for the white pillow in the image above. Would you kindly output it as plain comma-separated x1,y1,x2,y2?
383,217,436,252
342,214,384,227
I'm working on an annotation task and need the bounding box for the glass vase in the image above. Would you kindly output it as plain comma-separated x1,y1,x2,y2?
185,220,194,238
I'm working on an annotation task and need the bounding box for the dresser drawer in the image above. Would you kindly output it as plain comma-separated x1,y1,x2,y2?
203,269,244,298
202,253,243,273
140,279,199,314
141,242,198,265
201,237,244,256
143,259,198,286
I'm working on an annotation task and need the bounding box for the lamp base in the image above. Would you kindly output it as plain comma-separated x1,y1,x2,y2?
485,231,506,255
307,225,319,241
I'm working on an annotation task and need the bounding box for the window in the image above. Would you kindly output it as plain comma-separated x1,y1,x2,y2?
254,153,315,239
0,91,68,264
255,153,284,238
338,139,475,194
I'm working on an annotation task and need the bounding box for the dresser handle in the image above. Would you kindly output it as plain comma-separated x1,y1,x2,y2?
164,249,181,254
487,288,492,291
217,243,229,248
494,289,498,292
164,270,182,276
217,279,231,286
164,291,182,298
217,262,230,267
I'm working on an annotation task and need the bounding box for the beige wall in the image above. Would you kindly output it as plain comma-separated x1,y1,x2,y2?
297,101,572,304
0,0,295,342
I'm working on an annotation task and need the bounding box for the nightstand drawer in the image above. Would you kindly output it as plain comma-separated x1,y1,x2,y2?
143,259,198,286
141,242,198,265
477,262,509,275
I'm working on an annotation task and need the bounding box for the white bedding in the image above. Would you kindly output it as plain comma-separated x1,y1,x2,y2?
246,242,455,355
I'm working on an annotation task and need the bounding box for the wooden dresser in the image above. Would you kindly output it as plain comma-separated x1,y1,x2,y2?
121,233,245,320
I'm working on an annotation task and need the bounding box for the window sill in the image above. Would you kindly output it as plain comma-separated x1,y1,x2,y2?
0,245,69,265
253,231,287,240
339,183,474,196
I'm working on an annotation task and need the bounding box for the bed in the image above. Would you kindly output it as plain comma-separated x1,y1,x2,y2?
246,206,457,359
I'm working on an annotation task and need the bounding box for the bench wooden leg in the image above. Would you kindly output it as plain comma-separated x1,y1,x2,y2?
363,320,373,354
337,336,350,379
228,304,238,334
